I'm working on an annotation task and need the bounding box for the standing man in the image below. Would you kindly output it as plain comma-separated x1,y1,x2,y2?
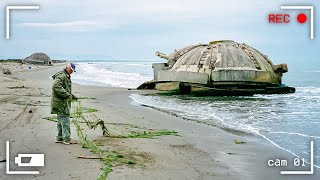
51,63,77,145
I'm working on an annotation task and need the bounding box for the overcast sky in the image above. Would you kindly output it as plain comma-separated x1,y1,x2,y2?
0,0,319,70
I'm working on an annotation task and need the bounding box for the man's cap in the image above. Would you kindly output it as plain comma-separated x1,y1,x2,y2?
66,63,76,72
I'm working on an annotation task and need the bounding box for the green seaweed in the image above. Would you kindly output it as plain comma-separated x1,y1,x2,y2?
123,160,135,165
70,113,80,118
234,140,247,144
96,164,112,180
71,101,179,179
156,90,181,96
78,96,97,100
72,102,126,180
44,116,58,122
70,107,98,117
110,130,179,139
87,108,98,112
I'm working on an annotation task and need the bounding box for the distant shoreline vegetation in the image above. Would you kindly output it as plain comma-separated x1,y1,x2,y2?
0,59,66,63
0,59,22,63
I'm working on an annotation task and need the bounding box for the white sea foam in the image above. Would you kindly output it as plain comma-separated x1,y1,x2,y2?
126,63,150,67
72,62,153,88
301,70,320,73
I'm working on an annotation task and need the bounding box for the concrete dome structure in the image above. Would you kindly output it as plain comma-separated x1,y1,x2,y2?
23,52,52,65
151,40,295,95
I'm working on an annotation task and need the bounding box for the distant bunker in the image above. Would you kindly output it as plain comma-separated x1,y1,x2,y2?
144,40,295,96
23,52,52,65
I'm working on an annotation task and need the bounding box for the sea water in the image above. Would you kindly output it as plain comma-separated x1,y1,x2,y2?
72,60,320,167
72,60,154,88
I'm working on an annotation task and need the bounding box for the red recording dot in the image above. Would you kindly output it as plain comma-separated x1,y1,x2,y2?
297,13,307,24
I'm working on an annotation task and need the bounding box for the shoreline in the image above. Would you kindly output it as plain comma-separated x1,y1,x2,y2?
0,62,318,179
131,96,317,168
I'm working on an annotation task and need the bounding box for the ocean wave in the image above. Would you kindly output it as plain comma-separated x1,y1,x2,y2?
126,63,151,67
72,62,153,88
296,87,320,94
129,94,259,134
300,70,320,73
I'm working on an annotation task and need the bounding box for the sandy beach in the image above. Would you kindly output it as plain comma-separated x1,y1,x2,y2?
0,62,318,180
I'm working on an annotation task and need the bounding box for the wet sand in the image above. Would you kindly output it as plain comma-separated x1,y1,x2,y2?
0,62,318,180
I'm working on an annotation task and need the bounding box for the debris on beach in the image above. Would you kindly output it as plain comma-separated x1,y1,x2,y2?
72,102,110,136
142,40,296,96
0,66,12,74
234,140,246,144
77,155,102,159
3,69,11,74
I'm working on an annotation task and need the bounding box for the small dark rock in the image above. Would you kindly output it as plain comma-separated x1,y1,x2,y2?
29,110,32,113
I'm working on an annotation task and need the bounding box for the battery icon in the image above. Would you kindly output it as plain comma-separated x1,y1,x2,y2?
15,154,44,167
